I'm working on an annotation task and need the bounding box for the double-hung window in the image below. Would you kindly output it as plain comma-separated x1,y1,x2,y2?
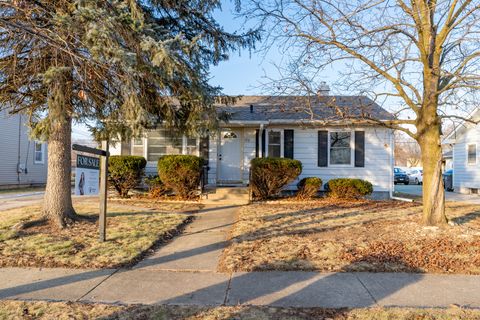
268,130,281,157
329,131,352,165
468,144,477,165
34,141,45,164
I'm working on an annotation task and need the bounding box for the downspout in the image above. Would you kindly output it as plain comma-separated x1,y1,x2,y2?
259,123,264,157
17,114,22,184
389,130,394,199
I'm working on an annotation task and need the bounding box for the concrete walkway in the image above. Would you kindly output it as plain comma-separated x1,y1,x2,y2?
2,205,480,308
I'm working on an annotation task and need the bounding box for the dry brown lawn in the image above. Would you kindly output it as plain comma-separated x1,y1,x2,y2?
0,198,196,268
1,300,480,320
219,199,480,274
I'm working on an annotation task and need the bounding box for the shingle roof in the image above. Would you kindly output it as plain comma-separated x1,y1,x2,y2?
216,95,393,123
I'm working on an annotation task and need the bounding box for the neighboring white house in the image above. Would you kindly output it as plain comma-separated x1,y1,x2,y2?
0,109,48,188
444,108,480,194
111,95,395,199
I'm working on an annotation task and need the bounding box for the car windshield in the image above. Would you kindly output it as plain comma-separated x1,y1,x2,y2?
394,168,406,173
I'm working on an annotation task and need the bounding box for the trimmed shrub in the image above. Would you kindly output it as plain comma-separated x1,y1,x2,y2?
250,157,302,200
326,178,373,199
296,177,322,199
157,155,204,200
145,175,169,198
108,155,147,198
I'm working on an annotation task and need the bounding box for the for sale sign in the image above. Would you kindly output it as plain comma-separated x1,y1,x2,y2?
75,155,100,195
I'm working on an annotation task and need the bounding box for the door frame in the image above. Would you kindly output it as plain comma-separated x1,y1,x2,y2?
217,128,244,185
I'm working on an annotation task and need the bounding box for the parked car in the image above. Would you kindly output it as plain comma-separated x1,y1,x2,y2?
406,168,423,185
394,167,410,185
443,169,454,192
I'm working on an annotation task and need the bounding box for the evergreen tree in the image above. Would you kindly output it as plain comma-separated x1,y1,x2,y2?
0,0,257,227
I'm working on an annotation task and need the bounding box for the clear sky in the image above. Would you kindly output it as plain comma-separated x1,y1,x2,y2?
208,1,342,96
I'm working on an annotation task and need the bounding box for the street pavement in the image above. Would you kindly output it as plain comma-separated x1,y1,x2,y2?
395,184,480,204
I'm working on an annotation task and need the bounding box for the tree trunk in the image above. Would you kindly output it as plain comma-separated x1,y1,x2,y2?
43,68,78,228
418,124,447,226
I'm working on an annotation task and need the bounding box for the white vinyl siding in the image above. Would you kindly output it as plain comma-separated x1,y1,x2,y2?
452,123,480,191
0,112,47,186
243,126,392,192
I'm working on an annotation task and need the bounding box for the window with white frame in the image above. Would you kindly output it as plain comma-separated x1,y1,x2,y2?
468,144,477,165
268,130,281,157
131,138,144,156
185,137,198,155
146,129,197,161
329,131,352,165
34,141,45,164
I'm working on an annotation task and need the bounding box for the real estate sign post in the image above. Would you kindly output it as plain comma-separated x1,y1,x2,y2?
73,143,109,242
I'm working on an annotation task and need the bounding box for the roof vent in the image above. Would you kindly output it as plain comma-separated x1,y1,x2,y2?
317,82,330,96
250,104,254,113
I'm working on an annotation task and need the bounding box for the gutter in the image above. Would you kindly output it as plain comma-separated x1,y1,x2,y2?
223,119,393,126
389,129,394,199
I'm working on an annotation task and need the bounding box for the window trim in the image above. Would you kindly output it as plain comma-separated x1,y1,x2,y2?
266,129,283,158
144,130,199,162
34,141,45,164
265,128,283,158
328,130,354,167
467,143,477,166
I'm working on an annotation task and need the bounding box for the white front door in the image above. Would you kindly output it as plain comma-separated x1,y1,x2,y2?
218,129,242,182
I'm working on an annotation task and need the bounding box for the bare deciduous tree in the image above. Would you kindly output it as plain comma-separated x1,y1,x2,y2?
248,0,480,225
395,132,422,167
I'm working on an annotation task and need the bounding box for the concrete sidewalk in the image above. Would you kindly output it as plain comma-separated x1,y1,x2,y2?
2,267,480,308
2,204,480,308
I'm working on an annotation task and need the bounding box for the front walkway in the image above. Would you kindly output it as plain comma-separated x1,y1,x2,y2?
2,205,480,308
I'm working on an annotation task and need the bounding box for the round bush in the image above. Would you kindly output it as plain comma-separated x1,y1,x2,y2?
250,157,302,200
326,178,373,199
296,177,322,199
108,155,147,198
157,155,204,200
144,175,169,198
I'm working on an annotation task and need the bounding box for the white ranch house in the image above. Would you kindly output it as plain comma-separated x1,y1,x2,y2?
444,108,480,194
111,96,395,199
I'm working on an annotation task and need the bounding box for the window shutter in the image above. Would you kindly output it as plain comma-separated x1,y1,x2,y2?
354,131,365,167
318,130,328,167
284,129,294,159
261,129,266,158
255,129,259,158
199,136,209,165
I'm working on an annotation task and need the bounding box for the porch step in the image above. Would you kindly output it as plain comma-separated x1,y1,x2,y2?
201,187,250,205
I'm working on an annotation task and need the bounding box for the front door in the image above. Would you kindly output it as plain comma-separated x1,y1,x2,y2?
218,129,242,182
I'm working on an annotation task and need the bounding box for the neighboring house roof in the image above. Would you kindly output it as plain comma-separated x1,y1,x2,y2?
216,95,393,124
443,107,480,143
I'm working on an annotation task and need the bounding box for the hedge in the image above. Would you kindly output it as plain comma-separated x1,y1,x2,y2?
157,155,204,200
250,157,302,200
108,155,147,198
144,175,169,198
296,177,322,199
326,178,373,199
